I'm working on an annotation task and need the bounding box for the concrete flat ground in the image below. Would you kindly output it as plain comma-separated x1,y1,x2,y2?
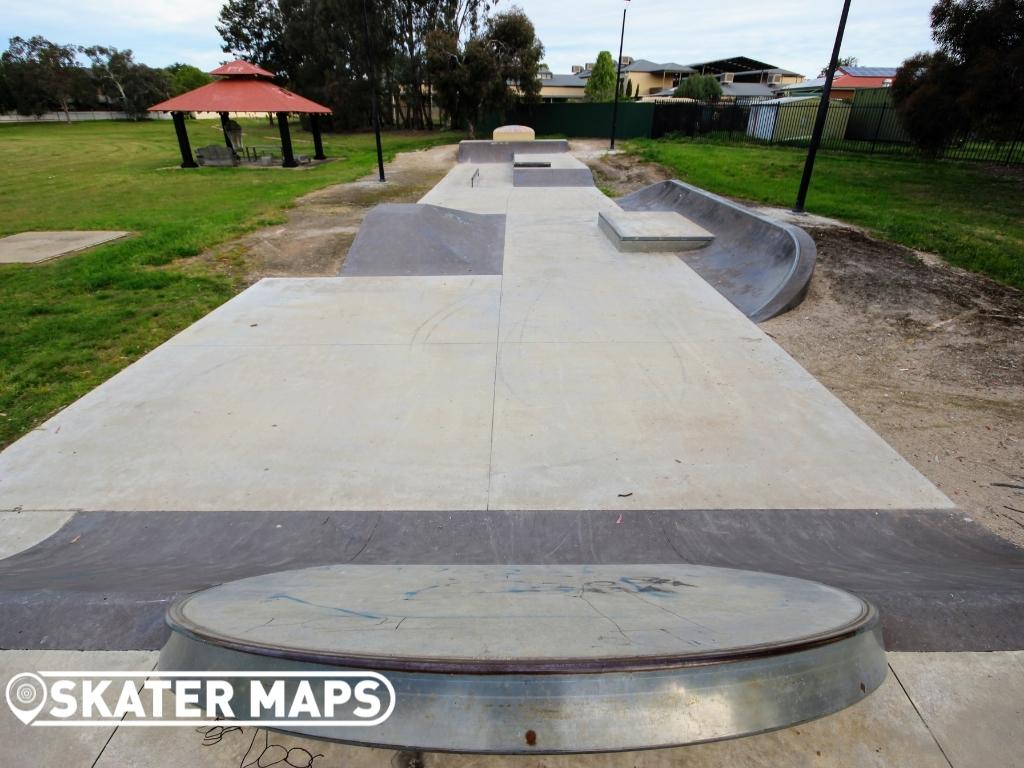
1,649,1020,767
0,162,950,515
0,230,129,263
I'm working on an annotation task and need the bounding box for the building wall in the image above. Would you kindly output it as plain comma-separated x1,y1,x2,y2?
626,71,681,95
539,85,586,102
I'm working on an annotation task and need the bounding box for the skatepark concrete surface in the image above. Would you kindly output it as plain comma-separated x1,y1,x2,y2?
0,169,951,513
1,141,1022,765
0,230,129,263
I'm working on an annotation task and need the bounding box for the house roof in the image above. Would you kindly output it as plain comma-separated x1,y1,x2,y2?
149,60,331,114
688,56,778,74
208,60,275,78
780,77,827,91
721,82,775,98
544,73,588,88
623,59,696,74
841,66,898,78
732,66,804,77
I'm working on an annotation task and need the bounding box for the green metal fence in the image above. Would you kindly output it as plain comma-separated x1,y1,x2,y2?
479,94,1023,165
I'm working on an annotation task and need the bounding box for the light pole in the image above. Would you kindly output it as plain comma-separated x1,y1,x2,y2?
793,0,853,213
609,1,629,150
361,0,386,182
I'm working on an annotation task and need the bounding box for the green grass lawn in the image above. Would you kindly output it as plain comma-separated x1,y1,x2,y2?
626,139,1024,291
0,119,460,447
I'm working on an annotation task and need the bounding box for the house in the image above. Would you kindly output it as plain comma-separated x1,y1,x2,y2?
778,67,897,101
538,57,696,102
538,55,805,104
688,57,804,86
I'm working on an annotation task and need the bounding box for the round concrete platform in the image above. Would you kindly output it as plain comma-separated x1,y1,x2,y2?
161,564,887,753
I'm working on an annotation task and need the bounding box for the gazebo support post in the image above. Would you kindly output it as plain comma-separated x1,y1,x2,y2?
219,112,234,152
311,114,326,160
172,112,198,168
277,112,298,167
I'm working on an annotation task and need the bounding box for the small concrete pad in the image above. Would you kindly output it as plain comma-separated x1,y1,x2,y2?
599,210,714,252
889,651,1024,768
0,231,128,264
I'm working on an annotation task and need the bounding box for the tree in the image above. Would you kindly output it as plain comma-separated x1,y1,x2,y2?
584,50,617,102
893,0,1024,153
673,74,722,101
485,8,543,109
167,63,213,95
426,6,543,135
818,56,858,78
1,36,79,119
81,46,171,118
217,0,287,75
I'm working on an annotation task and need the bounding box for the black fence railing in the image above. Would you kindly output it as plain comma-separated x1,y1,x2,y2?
648,99,1024,165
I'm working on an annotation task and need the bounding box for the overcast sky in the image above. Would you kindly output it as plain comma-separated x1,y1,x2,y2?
1,0,937,78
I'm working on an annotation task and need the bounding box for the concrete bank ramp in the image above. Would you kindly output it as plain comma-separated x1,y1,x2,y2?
342,203,505,276
458,139,569,163
0,509,1022,651
617,180,817,322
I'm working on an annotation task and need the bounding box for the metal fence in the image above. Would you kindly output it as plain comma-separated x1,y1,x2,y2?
648,97,1024,166
491,93,1023,166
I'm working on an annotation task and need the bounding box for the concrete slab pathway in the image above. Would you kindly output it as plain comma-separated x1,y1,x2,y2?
0,231,128,263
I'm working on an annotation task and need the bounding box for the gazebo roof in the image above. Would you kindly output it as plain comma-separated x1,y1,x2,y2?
148,59,331,115
209,60,275,78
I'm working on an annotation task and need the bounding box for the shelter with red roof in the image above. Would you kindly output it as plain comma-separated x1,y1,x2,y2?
149,60,332,168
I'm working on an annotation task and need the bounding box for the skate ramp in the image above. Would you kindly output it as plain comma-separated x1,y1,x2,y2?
342,203,505,276
617,180,816,321
0,508,1021,652
458,139,569,163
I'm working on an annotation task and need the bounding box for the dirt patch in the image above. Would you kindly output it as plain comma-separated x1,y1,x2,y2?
575,139,672,195
177,144,458,285
581,145,1024,547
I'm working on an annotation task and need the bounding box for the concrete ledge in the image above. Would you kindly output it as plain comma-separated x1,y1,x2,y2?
598,210,714,252
512,153,551,168
1,508,1020,651
617,180,817,321
512,166,595,187
457,139,569,163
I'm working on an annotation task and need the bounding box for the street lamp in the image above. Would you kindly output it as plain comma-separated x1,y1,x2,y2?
609,0,630,150
361,0,386,182
793,0,853,213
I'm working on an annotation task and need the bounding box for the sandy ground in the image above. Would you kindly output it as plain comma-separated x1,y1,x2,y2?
183,144,458,282
583,142,1024,547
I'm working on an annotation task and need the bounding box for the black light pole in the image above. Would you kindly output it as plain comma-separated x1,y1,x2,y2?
609,2,628,150
793,0,852,213
361,0,386,182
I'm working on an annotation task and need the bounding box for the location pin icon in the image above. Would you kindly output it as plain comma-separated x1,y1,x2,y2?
5,673,47,725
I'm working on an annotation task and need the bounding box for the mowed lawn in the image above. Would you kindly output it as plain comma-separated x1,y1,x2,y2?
627,139,1024,291
0,119,460,447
